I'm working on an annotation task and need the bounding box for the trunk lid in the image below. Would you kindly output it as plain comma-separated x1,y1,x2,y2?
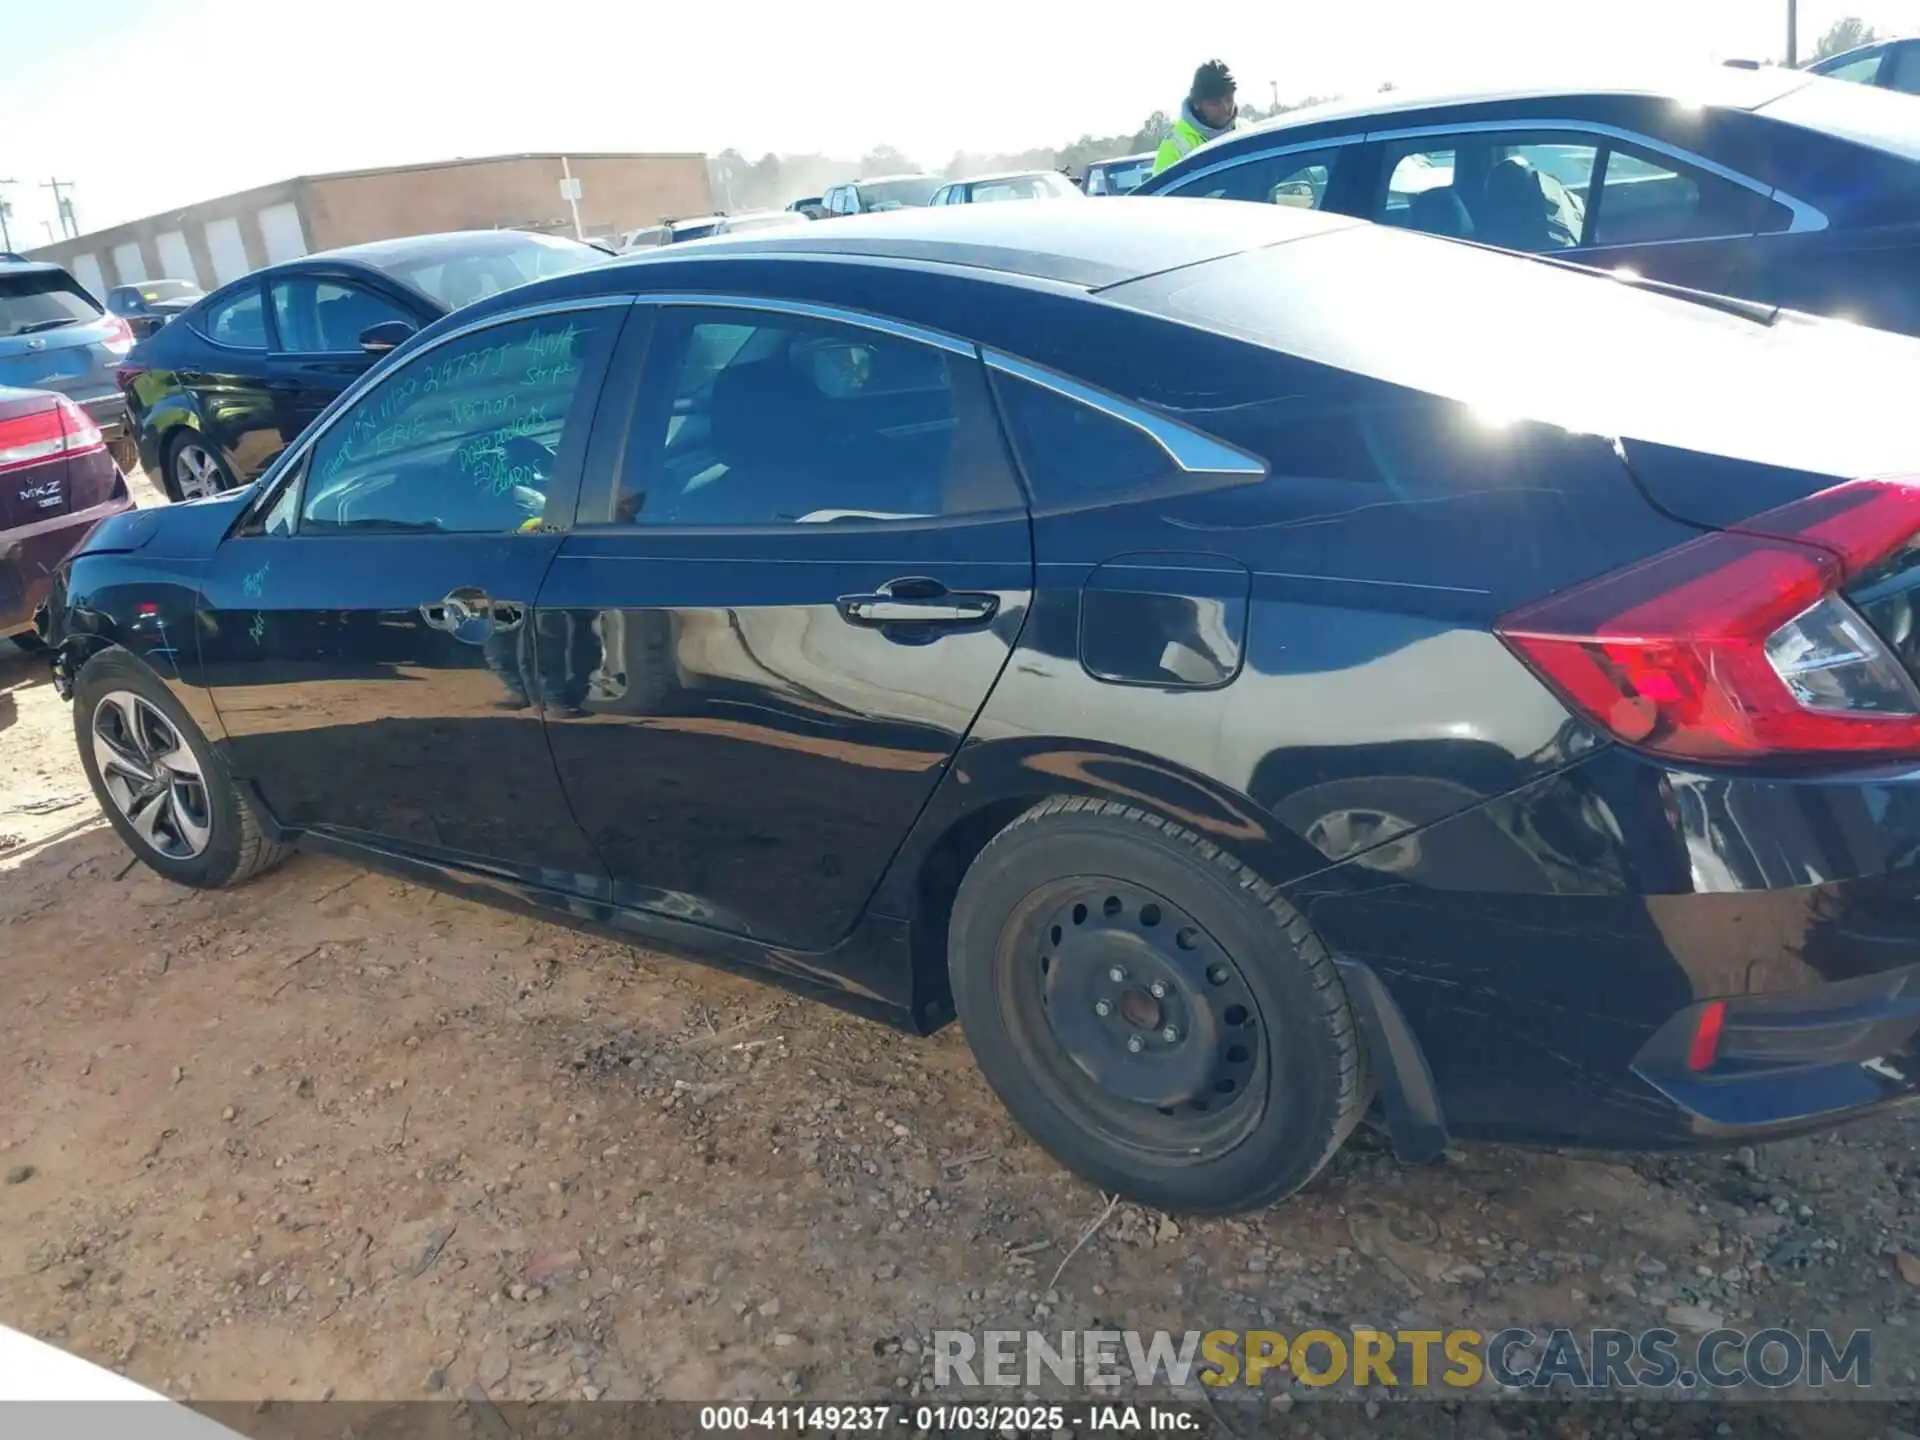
0,388,72,532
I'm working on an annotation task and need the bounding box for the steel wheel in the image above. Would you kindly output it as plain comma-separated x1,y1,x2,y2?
90,689,212,859
172,441,225,500
1003,878,1269,1162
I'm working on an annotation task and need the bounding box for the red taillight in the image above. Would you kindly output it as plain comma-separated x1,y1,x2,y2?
1687,1001,1727,1072
0,397,105,476
101,314,136,357
1497,479,1920,762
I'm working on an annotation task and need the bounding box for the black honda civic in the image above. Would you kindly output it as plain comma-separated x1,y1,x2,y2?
36,201,1920,1213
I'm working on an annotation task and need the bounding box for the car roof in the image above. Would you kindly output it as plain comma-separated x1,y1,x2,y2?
1235,63,1816,139
303,229,590,269
0,259,72,278
849,173,937,185
1091,153,1155,165
607,197,1358,289
951,170,1069,184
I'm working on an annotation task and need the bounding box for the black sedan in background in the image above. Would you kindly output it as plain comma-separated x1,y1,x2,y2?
119,230,608,501
1138,66,1920,337
105,279,203,339
39,202,1920,1212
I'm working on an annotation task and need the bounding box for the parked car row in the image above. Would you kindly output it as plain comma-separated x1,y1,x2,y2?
117,229,608,501
1138,65,1920,338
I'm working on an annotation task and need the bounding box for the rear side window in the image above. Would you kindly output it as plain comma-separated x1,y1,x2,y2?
991,372,1173,505
0,271,100,337
1590,145,1791,245
200,286,266,348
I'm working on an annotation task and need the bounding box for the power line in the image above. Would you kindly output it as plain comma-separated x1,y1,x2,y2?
41,177,78,240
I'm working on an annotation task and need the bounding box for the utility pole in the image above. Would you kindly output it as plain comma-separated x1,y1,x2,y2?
0,179,14,252
1786,0,1799,66
1269,79,1280,111
41,177,78,240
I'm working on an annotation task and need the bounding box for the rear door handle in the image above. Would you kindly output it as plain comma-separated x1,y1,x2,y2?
838,577,998,627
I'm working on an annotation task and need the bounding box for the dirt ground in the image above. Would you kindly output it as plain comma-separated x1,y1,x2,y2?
5,480,1920,1434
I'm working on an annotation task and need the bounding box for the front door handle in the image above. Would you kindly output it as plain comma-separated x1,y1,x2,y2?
837,577,998,628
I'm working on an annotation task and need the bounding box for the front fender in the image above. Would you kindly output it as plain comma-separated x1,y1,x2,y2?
47,549,222,739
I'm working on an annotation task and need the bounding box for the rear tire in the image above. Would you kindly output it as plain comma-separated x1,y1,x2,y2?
73,649,287,889
949,796,1366,1214
163,430,234,503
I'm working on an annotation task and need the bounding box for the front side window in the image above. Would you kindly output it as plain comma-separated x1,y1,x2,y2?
1820,49,1886,84
600,307,1021,527
1891,43,1920,94
296,308,616,534
270,277,415,354
201,285,266,348
1168,147,1343,209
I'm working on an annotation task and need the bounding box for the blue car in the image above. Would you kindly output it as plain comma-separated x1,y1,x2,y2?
1137,66,1920,337
35,202,1920,1212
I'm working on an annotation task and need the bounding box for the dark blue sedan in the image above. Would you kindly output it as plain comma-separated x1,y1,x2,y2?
36,201,1920,1212
1137,66,1920,338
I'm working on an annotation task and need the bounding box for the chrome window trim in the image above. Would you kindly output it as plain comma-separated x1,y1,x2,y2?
630,292,976,356
1168,117,1828,235
246,292,635,511
982,350,1267,477
1362,118,1829,234
1162,133,1366,195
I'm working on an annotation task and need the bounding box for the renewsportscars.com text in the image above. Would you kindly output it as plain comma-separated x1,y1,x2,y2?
933,1327,1872,1392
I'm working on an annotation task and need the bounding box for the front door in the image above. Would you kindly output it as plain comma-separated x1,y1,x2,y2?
539,301,1033,948
197,298,630,896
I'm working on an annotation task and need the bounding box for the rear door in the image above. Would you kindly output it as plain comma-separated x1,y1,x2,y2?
264,269,431,451
538,298,1033,948
197,296,630,895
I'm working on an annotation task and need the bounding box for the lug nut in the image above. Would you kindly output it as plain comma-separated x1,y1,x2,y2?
1094,999,1112,1017
1108,966,1127,983
1148,981,1168,999
1161,1026,1180,1043
1126,1035,1145,1054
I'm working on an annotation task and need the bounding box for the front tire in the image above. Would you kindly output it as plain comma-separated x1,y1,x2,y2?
949,796,1366,1214
72,649,287,888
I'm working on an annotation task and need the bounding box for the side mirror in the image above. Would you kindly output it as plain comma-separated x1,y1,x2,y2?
359,320,416,355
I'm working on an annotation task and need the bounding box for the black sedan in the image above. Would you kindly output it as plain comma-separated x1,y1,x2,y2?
1137,66,1920,338
119,230,608,502
38,202,1920,1213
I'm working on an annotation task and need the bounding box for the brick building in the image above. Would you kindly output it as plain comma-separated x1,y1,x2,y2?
27,152,712,298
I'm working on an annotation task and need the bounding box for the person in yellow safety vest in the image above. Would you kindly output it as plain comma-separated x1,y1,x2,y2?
1152,60,1239,176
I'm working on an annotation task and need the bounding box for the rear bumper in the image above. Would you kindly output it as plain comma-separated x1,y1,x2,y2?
0,484,137,634
1294,744,1920,1151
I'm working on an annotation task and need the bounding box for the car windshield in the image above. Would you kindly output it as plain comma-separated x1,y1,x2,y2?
970,174,1078,202
856,177,942,210
1761,76,1920,160
139,280,202,302
382,234,605,311
0,271,100,337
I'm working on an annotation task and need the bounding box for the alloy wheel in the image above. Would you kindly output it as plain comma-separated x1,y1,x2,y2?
90,690,212,859
172,443,224,501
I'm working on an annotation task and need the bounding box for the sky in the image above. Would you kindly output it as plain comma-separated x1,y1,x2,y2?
3,0,1919,247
